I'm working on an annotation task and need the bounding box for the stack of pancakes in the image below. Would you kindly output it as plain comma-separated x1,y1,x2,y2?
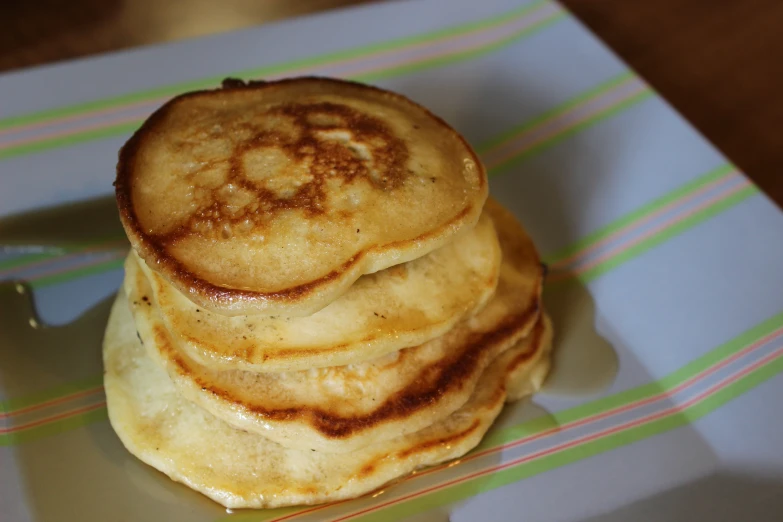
103,78,553,509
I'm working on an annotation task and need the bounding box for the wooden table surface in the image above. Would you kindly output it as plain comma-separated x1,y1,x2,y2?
1,0,780,207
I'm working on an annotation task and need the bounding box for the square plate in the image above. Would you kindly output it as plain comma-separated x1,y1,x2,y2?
2,1,783,520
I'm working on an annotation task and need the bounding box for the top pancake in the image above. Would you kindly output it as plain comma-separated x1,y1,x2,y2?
115,77,488,316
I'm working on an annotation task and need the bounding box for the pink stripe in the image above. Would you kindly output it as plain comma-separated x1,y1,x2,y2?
0,113,144,151
485,83,649,170
549,172,738,270
0,385,104,419
272,501,351,522
332,344,783,521
270,5,552,81
0,401,106,435
549,179,751,283
317,9,561,83
0,98,163,138
485,76,637,160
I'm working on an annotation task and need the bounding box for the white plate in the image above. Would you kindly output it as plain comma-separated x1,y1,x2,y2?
2,1,783,520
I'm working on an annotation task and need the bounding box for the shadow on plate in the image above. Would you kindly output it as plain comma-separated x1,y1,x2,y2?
585,472,783,522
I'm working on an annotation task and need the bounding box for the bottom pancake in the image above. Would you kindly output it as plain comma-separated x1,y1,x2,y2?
104,291,553,509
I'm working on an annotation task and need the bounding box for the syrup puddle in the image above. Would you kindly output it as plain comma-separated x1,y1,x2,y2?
0,196,126,253
0,282,114,397
543,281,619,396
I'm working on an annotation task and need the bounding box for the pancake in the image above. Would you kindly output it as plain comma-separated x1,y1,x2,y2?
133,210,502,372
115,77,488,316
125,203,541,452
103,289,553,509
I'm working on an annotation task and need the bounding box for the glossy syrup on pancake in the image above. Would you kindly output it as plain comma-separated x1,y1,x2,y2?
124,202,541,452
115,77,488,316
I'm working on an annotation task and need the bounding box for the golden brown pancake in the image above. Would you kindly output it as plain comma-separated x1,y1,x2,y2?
103,288,552,509
132,210,502,372
124,202,542,452
115,77,488,316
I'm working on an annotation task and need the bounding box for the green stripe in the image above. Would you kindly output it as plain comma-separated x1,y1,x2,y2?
0,236,127,272
0,1,549,131
0,407,107,447
477,71,634,153
545,163,735,265
354,12,566,84
0,374,103,413
28,256,126,289
488,89,654,175
574,184,758,283
0,251,58,272
347,349,783,522
0,122,140,161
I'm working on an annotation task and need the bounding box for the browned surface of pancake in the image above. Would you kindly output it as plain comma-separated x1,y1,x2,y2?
116,77,487,316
